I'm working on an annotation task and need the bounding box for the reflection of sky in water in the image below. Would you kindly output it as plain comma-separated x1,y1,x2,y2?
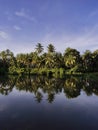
0,74,97,130
0,87,98,130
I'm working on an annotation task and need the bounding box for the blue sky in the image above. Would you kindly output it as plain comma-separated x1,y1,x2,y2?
0,0,98,54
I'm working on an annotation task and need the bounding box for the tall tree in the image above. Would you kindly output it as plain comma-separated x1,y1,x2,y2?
35,43,44,55
47,44,55,54
53,52,64,68
82,50,93,72
92,49,98,72
0,49,14,72
64,47,81,69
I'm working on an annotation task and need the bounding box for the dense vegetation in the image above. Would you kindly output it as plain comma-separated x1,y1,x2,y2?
0,43,98,76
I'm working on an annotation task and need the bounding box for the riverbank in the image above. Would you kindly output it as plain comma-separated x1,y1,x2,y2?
1,67,98,78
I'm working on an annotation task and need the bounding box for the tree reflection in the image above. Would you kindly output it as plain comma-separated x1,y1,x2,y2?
0,75,98,102
47,92,55,103
35,91,43,103
82,76,98,96
64,76,81,98
0,75,16,95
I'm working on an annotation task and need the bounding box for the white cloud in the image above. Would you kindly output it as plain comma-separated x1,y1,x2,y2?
41,24,98,53
0,41,34,55
15,9,36,22
0,31,9,39
13,25,21,31
0,24,98,55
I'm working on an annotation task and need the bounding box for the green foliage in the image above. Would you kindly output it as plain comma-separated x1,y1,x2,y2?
1,74,98,99
68,64,83,74
8,66,18,75
0,46,98,76
64,47,81,69
82,50,93,72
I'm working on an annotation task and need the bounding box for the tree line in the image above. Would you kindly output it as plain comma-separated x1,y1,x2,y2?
0,43,98,75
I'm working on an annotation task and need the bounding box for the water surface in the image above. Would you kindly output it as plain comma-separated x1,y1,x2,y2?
0,75,98,130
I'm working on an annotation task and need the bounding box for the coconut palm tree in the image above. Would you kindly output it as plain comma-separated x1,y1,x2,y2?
64,47,81,69
16,53,27,68
47,44,55,54
92,49,98,72
65,55,76,68
35,43,44,55
0,49,14,73
53,52,64,68
82,50,93,72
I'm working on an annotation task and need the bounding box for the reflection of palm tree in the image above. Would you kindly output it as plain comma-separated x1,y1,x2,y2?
47,92,55,103
64,77,81,98
0,75,98,102
35,91,43,103
0,75,16,95
82,78,93,96
93,85,98,96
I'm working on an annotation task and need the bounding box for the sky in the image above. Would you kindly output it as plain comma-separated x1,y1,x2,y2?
0,0,98,55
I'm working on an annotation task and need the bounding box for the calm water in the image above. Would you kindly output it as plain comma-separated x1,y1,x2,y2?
0,75,98,130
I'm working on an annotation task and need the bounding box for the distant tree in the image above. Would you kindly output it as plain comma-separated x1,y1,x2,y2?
47,44,55,54
53,52,64,68
35,43,44,55
92,49,98,72
16,53,27,68
64,47,81,69
82,50,93,72
0,49,14,74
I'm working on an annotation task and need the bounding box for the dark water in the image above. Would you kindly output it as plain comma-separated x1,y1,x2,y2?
0,75,98,130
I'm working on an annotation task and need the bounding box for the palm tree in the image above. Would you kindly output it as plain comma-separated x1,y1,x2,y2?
82,50,93,72
35,43,44,55
53,52,64,68
5,49,14,59
47,44,55,54
0,51,6,61
65,55,76,68
16,53,27,68
0,49,14,73
45,53,54,68
64,47,81,69
92,49,98,72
